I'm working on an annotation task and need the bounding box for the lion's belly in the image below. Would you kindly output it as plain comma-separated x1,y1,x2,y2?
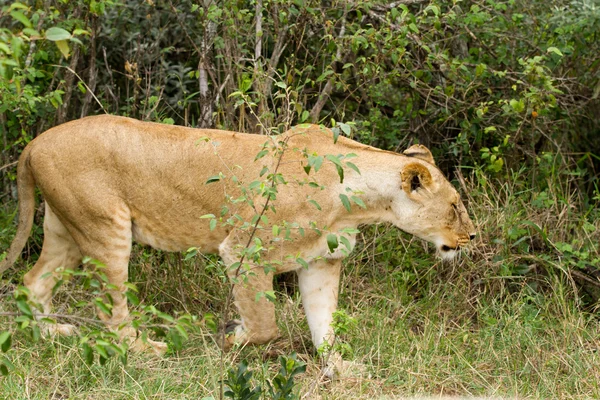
131,217,224,254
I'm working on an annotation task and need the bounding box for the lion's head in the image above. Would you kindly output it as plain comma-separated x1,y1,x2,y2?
388,144,476,260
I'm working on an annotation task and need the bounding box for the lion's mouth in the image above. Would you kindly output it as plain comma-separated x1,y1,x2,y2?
438,244,460,261
441,244,458,252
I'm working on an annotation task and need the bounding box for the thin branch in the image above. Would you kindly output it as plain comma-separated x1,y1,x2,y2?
218,135,290,399
101,47,119,111
0,161,18,171
54,65,106,114
0,311,179,330
309,10,348,123
255,0,262,62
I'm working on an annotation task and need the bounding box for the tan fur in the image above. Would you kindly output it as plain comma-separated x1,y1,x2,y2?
403,144,436,165
0,116,475,358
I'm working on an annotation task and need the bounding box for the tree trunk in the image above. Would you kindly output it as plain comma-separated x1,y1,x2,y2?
81,16,98,118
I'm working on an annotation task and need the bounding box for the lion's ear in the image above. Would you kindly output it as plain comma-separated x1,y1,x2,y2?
401,162,433,194
403,144,435,165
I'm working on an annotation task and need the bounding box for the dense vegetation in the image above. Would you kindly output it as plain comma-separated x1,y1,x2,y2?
1,0,599,398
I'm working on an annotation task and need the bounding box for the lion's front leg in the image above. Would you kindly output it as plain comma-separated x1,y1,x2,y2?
223,265,280,349
297,258,344,378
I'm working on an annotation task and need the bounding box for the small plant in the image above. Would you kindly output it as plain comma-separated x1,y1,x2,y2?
223,360,262,400
0,259,196,374
266,354,307,400
223,354,306,400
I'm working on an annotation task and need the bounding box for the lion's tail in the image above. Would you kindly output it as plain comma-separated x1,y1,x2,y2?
0,147,36,276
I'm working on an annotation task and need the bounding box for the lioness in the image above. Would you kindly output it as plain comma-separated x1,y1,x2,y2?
0,116,475,373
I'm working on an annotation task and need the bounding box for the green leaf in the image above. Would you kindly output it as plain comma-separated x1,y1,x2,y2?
339,194,351,212
16,299,32,317
308,199,321,210
254,149,268,161
200,214,215,219
547,47,563,57
475,63,487,77
45,27,71,41
309,155,324,172
0,356,14,375
339,123,351,136
93,298,112,316
339,235,352,251
125,290,140,306
332,127,340,143
9,2,28,10
346,162,360,175
0,332,11,353
509,99,525,113
316,69,334,83
296,257,309,269
326,155,344,182
300,110,309,122
73,28,90,36
424,4,440,16
82,343,94,365
326,154,343,168
169,328,183,350
94,344,109,359
10,10,32,28
326,234,339,253
209,219,217,231
157,312,175,323
205,175,221,184
55,40,70,58
351,195,366,209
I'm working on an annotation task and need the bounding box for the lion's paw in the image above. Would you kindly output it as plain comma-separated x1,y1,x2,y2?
217,319,245,351
322,353,368,380
128,336,168,356
44,323,78,337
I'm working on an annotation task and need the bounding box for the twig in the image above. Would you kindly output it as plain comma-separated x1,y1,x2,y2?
53,65,107,114
218,135,290,399
101,47,119,111
0,161,18,171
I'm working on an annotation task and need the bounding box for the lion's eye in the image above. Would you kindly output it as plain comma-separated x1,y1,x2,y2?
450,203,458,219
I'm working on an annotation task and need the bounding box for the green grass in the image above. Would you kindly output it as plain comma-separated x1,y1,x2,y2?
1,168,599,399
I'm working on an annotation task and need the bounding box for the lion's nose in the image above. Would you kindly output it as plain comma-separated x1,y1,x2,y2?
469,233,476,241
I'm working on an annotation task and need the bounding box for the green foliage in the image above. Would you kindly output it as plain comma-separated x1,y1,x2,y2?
0,261,196,373
266,354,307,400
223,360,262,400
223,354,306,400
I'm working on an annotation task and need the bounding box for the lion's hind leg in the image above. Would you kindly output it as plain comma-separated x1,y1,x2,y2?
71,205,167,356
23,203,82,336
219,244,280,349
